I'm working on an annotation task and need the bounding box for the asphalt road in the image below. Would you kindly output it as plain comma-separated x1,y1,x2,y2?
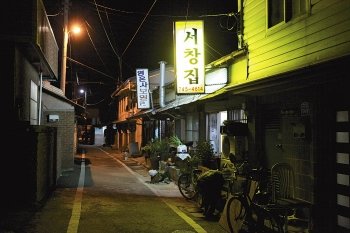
1,144,228,233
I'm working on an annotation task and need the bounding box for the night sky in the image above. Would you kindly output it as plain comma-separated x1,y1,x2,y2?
44,0,238,124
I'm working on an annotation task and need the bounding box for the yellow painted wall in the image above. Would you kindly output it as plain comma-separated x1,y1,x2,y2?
233,0,350,82
228,56,248,85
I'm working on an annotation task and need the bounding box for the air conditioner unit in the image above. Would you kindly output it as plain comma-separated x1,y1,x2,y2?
222,135,247,161
220,121,248,136
47,114,59,122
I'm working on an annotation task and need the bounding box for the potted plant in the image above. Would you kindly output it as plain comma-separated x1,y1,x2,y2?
194,140,217,169
159,138,171,161
141,138,170,170
168,135,183,148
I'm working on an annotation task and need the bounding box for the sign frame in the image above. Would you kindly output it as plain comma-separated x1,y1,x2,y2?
174,20,205,94
136,68,151,109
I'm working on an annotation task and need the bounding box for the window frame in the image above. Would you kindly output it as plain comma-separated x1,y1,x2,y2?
267,0,309,29
30,80,38,125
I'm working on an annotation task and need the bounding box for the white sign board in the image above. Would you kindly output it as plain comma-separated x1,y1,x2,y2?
175,20,205,94
136,68,150,109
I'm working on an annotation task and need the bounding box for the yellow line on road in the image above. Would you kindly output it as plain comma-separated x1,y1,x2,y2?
164,200,207,233
66,154,86,233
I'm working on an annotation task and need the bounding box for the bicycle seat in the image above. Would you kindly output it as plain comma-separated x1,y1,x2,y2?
246,167,269,181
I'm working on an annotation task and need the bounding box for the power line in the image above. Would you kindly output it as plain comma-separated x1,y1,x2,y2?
92,2,234,18
92,0,120,58
84,19,113,75
67,57,115,80
92,0,122,82
121,0,158,57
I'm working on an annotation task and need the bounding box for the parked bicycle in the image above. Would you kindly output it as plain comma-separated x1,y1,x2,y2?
223,165,287,233
177,158,203,200
178,158,227,218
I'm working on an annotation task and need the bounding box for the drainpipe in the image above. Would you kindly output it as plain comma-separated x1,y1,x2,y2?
159,61,166,108
237,0,244,49
38,72,43,125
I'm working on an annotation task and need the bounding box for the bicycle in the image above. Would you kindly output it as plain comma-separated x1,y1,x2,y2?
177,159,203,200
223,165,286,233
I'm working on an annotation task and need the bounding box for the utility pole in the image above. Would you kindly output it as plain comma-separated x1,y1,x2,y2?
60,0,69,95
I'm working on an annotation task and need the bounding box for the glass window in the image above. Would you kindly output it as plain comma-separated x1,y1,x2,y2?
30,80,38,125
185,113,199,143
268,0,284,28
228,109,247,123
268,0,308,28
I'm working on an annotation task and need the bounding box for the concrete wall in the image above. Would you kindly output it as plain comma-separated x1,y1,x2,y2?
2,124,57,208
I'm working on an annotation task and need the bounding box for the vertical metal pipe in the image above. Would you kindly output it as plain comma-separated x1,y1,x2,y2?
38,72,43,125
159,61,166,108
237,0,244,49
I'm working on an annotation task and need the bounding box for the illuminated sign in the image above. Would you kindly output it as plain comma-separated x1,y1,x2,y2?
175,20,205,94
136,68,150,109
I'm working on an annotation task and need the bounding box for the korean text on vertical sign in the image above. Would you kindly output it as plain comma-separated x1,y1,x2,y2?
136,68,150,109
175,20,205,94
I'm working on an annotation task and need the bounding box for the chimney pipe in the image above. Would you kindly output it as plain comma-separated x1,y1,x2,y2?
159,61,166,108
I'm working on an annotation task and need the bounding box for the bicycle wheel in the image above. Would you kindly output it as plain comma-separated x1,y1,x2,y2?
225,195,248,233
194,191,204,208
250,204,284,233
178,173,197,199
260,211,284,233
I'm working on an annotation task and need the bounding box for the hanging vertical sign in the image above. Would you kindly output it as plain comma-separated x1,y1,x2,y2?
136,68,150,109
175,20,205,94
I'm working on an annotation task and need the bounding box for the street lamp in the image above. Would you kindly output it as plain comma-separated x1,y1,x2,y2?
60,24,81,96
60,1,81,96
79,89,87,107
79,88,89,144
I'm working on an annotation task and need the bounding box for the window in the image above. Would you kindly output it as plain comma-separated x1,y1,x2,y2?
30,80,38,125
228,109,247,123
185,113,199,142
268,0,284,28
268,0,307,28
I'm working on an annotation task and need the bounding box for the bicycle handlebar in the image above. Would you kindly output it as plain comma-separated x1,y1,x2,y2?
233,161,268,183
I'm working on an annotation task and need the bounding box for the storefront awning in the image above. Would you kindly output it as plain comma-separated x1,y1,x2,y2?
113,119,128,125
156,94,207,113
128,109,155,119
123,94,208,121
199,85,229,101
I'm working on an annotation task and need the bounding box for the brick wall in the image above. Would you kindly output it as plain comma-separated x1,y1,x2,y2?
281,114,314,203
44,110,75,176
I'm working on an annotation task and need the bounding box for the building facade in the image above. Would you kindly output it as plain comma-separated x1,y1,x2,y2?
195,0,349,232
112,0,350,232
0,0,83,207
